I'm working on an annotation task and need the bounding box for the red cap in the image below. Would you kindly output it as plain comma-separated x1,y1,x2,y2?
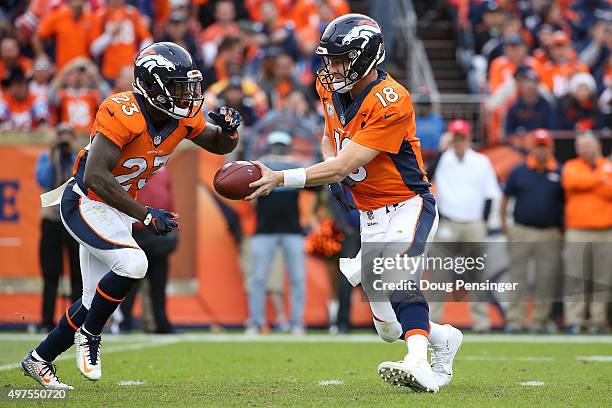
532,129,553,146
448,119,472,137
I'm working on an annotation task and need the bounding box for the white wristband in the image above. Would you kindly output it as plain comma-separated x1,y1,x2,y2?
282,168,306,188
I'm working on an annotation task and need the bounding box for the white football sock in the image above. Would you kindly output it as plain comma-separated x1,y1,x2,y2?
428,321,449,346
405,334,429,362
369,301,397,322
32,350,46,362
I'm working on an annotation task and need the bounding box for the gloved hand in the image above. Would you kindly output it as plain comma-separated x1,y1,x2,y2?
143,207,178,236
208,106,241,139
328,178,358,212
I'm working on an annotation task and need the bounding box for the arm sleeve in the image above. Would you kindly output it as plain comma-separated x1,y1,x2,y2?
91,99,133,148
483,157,502,199
35,152,54,189
37,13,57,39
186,111,208,139
352,94,414,154
503,166,518,196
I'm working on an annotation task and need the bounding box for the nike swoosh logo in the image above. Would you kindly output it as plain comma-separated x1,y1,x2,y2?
106,107,114,117
384,113,397,119
82,350,93,374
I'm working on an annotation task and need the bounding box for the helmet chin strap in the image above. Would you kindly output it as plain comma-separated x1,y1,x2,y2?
334,81,354,93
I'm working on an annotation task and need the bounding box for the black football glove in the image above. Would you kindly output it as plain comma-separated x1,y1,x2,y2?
328,178,358,211
143,207,178,236
208,106,241,139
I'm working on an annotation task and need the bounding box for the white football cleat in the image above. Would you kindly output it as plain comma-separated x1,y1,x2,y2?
430,325,463,388
75,328,102,380
378,357,439,393
20,351,73,390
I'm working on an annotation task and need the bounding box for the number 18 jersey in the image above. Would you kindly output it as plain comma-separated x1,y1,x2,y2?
316,70,430,211
72,91,206,202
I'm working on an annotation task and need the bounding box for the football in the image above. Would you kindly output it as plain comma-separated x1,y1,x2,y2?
213,161,262,200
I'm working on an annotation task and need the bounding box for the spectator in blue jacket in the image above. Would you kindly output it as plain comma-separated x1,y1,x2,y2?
35,123,81,333
505,66,555,137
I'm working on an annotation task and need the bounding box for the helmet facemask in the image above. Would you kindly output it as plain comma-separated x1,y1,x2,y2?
134,69,205,119
317,51,360,93
316,41,385,94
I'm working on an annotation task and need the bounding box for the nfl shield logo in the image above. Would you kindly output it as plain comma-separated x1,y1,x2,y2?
154,135,161,146
366,210,374,220
326,103,334,118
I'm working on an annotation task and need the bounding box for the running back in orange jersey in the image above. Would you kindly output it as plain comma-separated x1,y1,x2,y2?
72,91,206,201
316,69,430,210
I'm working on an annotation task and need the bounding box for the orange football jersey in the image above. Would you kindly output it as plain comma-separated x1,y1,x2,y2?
316,70,430,210
56,88,101,132
73,91,206,202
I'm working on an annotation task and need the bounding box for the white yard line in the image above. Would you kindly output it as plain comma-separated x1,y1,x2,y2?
318,380,344,385
577,355,612,362
462,356,555,362
0,333,611,345
519,381,545,386
118,380,146,386
0,338,179,372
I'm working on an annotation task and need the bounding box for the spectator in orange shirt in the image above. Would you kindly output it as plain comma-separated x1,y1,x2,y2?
532,24,555,66
33,0,96,71
0,37,32,82
201,35,244,89
0,68,50,131
89,0,153,82
49,58,108,133
487,34,540,142
29,56,55,102
539,31,589,98
200,0,240,66
261,51,308,111
561,132,612,334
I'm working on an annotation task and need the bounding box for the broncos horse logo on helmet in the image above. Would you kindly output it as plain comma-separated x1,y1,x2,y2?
316,14,385,93
136,53,177,73
133,42,204,119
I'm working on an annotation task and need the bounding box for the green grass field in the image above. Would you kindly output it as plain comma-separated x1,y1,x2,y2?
0,332,611,407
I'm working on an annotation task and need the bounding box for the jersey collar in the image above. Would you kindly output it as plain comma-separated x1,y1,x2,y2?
332,69,387,127
134,92,179,147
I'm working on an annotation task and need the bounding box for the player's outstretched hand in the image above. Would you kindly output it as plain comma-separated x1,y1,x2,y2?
208,106,241,139
144,207,179,236
245,161,282,201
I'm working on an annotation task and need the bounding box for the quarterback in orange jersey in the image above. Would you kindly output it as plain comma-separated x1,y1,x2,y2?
20,42,242,390
248,14,462,393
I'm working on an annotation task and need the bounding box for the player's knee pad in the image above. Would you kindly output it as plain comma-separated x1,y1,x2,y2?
373,318,402,343
111,248,148,279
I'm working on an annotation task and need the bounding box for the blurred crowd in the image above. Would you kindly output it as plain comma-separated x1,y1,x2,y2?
7,0,611,334
448,0,611,140
0,0,354,150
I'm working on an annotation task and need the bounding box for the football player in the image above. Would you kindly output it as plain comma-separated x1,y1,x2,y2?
247,14,462,393
20,42,242,389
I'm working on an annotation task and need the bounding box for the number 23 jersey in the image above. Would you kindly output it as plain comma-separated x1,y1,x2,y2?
316,70,431,211
73,91,206,201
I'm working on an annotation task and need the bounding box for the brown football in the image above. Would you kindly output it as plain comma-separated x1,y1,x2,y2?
213,161,262,200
